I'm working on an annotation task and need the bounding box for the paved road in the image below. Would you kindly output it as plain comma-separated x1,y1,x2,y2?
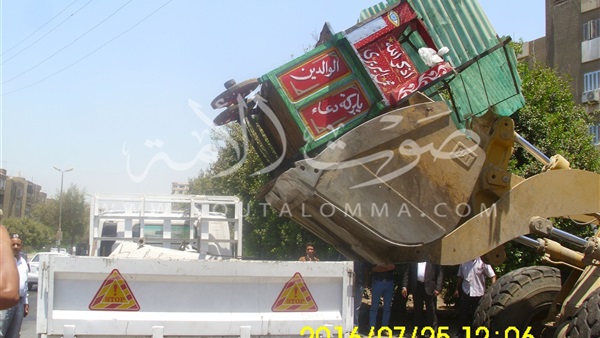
22,288,37,337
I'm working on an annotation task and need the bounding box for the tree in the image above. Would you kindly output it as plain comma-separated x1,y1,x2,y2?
59,185,88,252
189,124,340,260
3,217,54,252
512,60,600,177
493,60,600,276
30,184,89,253
31,200,58,236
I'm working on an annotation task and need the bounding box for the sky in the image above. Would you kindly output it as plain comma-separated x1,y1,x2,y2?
0,0,545,198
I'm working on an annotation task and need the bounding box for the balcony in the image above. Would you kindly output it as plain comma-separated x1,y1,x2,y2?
581,0,600,13
582,37,600,63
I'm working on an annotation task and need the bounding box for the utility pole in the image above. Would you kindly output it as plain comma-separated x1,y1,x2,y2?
53,166,73,248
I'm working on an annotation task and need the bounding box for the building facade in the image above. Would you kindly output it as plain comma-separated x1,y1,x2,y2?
520,0,600,114
0,169,47,220
171,182,190,195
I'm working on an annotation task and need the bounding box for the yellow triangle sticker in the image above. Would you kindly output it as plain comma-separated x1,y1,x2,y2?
272,272,318,312
89,269,140,311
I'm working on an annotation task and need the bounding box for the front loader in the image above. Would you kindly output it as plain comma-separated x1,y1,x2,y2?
211,0,600,336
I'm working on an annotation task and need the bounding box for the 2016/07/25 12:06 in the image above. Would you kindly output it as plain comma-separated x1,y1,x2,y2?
299,326,535,338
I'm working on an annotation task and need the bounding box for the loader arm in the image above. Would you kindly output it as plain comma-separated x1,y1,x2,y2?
431,168,600,265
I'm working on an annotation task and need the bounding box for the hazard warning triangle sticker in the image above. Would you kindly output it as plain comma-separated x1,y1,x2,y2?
272,272,318,312
89,269,140,311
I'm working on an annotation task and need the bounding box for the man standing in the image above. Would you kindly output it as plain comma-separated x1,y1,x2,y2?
353,261,369,331
0,234,29,338
402,262,443,332
369,264,395,330
298,243,319,261
454,257,496,336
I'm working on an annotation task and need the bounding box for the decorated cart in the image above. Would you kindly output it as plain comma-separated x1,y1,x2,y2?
211,0,526,263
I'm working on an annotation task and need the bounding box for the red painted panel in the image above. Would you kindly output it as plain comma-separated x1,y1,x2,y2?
299,82,371,139
278,49,351,102
359,34,420,103
394,62,454,102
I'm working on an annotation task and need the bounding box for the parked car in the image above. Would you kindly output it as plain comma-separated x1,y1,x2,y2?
27,251,69,290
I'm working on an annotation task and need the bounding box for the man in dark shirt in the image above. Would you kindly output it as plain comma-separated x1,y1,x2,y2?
402,262,443,331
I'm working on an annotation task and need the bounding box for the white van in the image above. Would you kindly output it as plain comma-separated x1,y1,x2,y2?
27,251,69,290
95,212,232,257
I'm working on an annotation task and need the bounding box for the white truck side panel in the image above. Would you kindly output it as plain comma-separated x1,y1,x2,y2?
37,256,354,338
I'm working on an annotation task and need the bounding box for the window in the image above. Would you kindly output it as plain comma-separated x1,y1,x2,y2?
584,18,600,41
132,222,192,239
584,70,600,92
589,124,600,145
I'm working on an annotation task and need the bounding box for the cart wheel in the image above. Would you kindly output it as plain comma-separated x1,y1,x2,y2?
211,78,259,110
213,97,254,126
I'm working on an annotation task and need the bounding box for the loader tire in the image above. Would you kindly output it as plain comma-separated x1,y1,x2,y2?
565,288,600,338
473,266,561,337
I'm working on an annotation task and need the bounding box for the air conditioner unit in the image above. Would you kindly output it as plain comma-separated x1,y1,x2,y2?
582,90,600,103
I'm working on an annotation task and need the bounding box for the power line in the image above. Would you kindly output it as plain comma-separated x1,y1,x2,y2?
3,0,133,84
1,0,174,96
1,0,80,57
2,0,94,64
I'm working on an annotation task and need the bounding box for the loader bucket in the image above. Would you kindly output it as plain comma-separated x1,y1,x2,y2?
265,100,486,261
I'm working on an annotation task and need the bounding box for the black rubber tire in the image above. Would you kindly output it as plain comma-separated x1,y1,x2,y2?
473,266,561,337
565,288,600,338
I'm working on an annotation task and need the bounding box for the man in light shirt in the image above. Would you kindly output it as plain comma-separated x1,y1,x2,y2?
0,234,29,338
454,257,496,336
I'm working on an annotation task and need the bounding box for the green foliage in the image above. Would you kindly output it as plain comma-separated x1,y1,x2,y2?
190,124,339,260
441,265,459,305
3,217,54,252
512,61,600,178
496,56,600,276
30,184,89,253
59,185,89,251
31,199,58,233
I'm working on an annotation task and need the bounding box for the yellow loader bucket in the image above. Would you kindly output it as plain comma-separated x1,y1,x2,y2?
265,101,486,262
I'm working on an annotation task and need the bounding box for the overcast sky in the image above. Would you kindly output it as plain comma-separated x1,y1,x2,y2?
0,0,545,198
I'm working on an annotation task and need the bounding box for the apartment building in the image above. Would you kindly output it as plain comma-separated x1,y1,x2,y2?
0,169,47,219
519,0,600,142
171,181,190,195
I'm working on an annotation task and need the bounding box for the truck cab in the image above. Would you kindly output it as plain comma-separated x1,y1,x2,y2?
88,194,243,259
